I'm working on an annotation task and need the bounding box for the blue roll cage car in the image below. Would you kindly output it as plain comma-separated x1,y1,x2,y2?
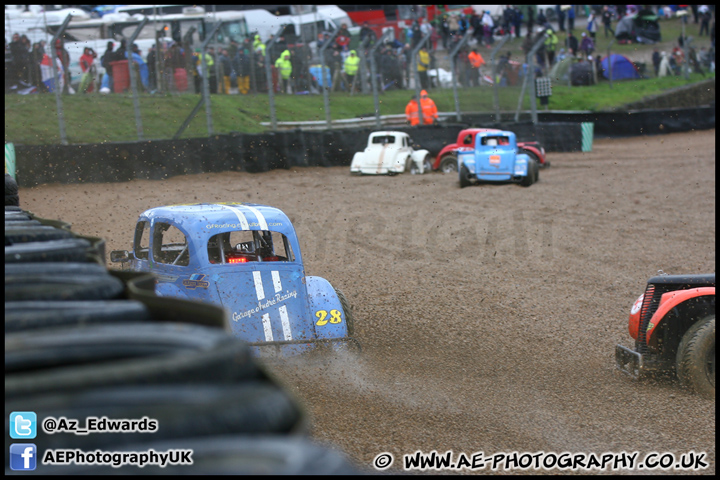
457,130,539,188
111,203,357,356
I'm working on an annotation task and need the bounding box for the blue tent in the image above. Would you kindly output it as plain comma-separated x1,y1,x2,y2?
600,54,642,80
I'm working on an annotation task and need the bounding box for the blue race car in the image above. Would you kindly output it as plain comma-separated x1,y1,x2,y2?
457,130,539,188
111,203,358,356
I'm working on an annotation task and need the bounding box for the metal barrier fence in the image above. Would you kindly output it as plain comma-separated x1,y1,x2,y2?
8,12,701,144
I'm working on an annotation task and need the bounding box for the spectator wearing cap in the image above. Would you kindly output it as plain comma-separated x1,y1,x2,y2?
579,32,594,57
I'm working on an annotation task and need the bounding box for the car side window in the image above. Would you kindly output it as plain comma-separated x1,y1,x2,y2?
372,135,395,145
134,221,150,260
208,230,294,264
152,222,190,266
462,134,472,145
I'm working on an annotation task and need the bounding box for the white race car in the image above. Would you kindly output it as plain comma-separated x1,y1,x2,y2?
350,131,432,175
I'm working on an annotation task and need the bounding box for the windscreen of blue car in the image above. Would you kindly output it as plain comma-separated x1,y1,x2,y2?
207,230,295,264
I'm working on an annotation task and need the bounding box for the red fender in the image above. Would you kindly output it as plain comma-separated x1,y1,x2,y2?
645,287,715,342
517,143,547,166
433,143,460,169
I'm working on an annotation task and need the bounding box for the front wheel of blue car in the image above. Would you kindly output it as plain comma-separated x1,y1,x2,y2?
459,165,473,188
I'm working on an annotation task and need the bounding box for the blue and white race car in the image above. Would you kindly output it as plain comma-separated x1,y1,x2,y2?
111,202,358,356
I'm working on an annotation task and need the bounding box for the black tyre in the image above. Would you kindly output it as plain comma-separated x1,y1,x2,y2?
440,154,458,174
5,261,109,276
520,159,538,187
5,173,19,206
520,148,540,165
5,323,261,399
5,225,75,244
459,164,473,188
5,237,92,263
5,273,125,301
5,211,33,221
336,289,355,337
676,314,715,399
4,300,152,333
3,219,42,227
4,383,304,452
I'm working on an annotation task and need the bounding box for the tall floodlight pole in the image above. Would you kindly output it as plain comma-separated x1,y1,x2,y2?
449,31,472,122
491,34,511,123
127,17,148,140
411,33,431,125
319,28,340,129
50,14,72,145
265,25,287,131
201,21,225,136
369,30,392,129
514,33,546,124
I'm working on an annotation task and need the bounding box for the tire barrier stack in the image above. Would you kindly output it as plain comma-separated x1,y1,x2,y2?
5,177,364,475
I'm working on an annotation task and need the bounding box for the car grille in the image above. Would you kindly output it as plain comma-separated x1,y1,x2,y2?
636,284,660,353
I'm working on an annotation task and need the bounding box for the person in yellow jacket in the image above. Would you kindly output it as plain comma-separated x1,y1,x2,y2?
419,89,438,125
343,49,360,92
274,49,292,94
417,44,430,89
405,95,420,126
253,34,266,57
544,28,558,68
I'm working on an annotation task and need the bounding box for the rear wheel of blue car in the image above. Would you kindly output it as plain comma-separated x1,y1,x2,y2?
676,314,715,399
520,159,538,187
337,289,355,337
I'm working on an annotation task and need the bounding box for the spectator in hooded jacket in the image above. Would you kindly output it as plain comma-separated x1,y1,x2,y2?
579,32,594,57
419,89,438,125
274,49,292,93
343,49,360,92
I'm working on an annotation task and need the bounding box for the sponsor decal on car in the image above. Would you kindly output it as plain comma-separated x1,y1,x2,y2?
183,274,210,289
231,290,299,322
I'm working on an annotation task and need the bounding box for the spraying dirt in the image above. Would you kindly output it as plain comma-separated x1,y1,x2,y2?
19,129,715,474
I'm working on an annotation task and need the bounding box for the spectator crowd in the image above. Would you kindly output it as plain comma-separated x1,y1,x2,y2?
6,5,716,96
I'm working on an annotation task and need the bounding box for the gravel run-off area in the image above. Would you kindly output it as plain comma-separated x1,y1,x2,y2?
19,129,715,474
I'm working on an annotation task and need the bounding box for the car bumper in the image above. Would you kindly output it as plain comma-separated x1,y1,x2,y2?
248,336,360,357
615,344,643,378
615,344,674,379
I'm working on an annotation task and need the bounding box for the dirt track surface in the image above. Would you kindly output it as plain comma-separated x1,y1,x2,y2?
19,129,715,474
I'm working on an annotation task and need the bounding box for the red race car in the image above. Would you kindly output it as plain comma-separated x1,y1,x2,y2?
434,128,549,173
